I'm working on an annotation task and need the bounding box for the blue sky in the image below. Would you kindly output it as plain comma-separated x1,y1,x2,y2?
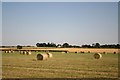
0,1,2,46
2,2,118,46
2,0,120,2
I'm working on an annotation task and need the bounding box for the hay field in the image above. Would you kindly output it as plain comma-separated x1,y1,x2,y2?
0,47,119,53
2,51,118,78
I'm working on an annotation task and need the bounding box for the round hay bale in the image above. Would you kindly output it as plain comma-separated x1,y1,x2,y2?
23,51,27,55
20,51,23,54
5,51,8,53
75,52,77,53
94,53,102,59
11,50,14,53
7,51,9,53
8,51,11,53
102,52,107,54
37,53,48,60
81,51,84,53
26,51,32,55
61,52,65,53
4,51,6,53
88,51,90,53
46,53,53,58
65,51,69,53
113,52,116,54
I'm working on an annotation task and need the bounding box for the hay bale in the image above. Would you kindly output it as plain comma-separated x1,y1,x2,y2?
5,51,8,53
11,50,14,53
8,51,11,53
113,52,116,54
102,52,107,54
81,51,84,53
62,52,65,53
46,53,53,58
5,51,7,53
20,51,23,54
65,51,69,53
88,51,90,53
94,53,102,59
26,51,32,55
37,53,48,60
75,51,79,53
23,51,27,55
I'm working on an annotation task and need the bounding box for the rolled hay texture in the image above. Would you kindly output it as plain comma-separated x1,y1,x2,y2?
5,51,8,53
46,53,53,58
62,52,65,53
26,51,32,55
94,53,102,59
20,51,23,54
37,53,49,60
11,50,14,53
8,51,11,53
23,51,27,55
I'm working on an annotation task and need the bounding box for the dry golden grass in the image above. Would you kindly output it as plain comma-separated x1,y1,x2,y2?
1,47,119,53
2,51,118,78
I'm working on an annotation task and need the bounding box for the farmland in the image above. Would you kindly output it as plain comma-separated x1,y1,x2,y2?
2,49,118,78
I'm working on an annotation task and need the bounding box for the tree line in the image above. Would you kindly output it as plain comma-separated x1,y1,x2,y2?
1,42,120,49
36,42,120,48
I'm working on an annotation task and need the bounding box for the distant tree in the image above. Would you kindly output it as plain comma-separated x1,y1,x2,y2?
100,44,120,48
57,44,62,48
17,45,22,49
1,46,5,48
62,43,69,48
36,42,119,48
72,45,80,48
95,43,100,48
26,45,31,47
82,44,92,48
36,42,56,47
47,43,51,47
92,43,100,48
51,43,57,47
92,43,95,47
42,43,47,47
116,44,120,48
36,43,40,47
45,42,55,47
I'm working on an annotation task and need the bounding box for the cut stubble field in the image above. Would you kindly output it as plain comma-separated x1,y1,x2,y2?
2,51,118,78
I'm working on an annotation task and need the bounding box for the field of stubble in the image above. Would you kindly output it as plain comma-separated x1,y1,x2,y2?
2,51,118,78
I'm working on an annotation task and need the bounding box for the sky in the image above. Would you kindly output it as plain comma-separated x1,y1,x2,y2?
1,0,120,2
2,2,118,46
119,2,120,44
0,1,2,46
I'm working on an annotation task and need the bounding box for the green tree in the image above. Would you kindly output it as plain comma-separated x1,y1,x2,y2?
92,43,100,48
62,43,69,48
17,45,22,49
